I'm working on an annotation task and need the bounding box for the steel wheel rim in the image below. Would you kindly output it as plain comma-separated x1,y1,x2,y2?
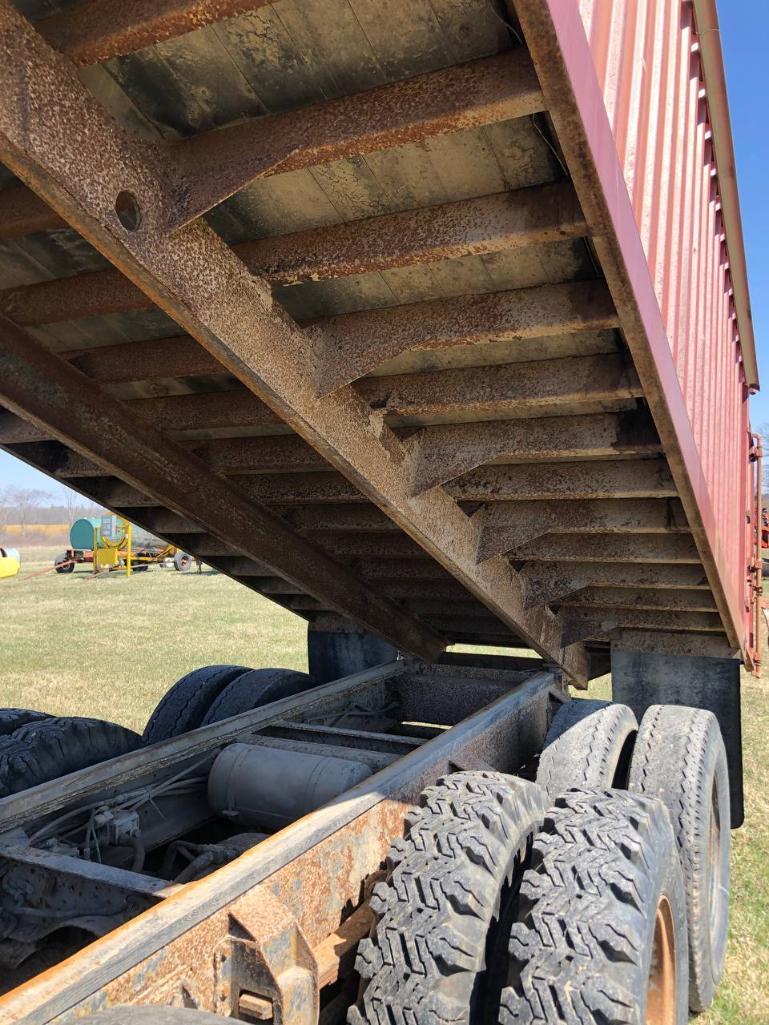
646,894,677,1025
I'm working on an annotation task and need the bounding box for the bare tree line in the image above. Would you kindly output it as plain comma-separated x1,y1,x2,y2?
0,485,105,533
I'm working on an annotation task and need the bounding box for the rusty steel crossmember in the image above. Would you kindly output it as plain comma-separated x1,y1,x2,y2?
0,2,589,683
0,314,444,658
35,0,277,66
166,50,545,228
0,183,587,320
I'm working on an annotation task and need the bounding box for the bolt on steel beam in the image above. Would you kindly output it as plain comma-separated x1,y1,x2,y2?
0,4,589,682
0,181,587,314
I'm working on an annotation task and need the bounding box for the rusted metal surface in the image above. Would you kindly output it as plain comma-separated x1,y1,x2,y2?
0,411,43,445
474,498,689,559
0,0,755,667
563,587,718,613
521,561,710,608
0,4,590,682
189,436,329,475
0,316,444,659
356,354,640,422
212,461,676,507
200,474,364,507
561,607,722,645
447,461,677,502
167,51,545,227
0,183,65,239
561,606,721,639
276,506,397,534
0,183,587,324
510,533,701,564
0,671,554,1025
69,336,222,384
129,391,282,438
316,281,619,395
406,411,660,494
35,1,276,66
236,181,587,286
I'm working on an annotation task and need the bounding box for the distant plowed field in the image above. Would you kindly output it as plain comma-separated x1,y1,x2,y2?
2,524,69,545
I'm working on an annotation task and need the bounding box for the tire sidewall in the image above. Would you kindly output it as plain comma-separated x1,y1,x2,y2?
640,820,690,1025
690,726,731,1005
629,707,731,1011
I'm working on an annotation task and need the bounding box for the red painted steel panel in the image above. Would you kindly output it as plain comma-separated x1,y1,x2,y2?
566,0,758,659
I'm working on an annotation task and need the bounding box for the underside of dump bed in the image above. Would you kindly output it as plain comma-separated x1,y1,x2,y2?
0,0,750,683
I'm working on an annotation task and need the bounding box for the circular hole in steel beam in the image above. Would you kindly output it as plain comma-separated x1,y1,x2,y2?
114,191,142,232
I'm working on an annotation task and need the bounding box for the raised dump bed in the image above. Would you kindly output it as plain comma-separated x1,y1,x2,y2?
0,0,760,684
0,0,759,1022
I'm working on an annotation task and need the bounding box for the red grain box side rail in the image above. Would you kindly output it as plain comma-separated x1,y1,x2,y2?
573,0,759,661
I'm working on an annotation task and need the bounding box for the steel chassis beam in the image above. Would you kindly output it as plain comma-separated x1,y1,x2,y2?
0,4,589,682
0,316,443,659
0,661,559,1025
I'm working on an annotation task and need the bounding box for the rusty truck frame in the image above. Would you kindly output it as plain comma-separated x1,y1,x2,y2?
0,0,759,1022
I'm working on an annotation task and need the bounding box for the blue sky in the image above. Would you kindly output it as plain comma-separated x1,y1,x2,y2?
720,2,769,428
0,1,767,495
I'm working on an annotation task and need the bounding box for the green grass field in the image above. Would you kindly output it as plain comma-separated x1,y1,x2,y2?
1,546,767,1020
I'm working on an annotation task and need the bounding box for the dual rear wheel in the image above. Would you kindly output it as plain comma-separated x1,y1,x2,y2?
0,664,317,797
349,698,731,1025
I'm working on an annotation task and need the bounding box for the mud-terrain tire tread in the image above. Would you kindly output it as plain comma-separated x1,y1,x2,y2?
201,668,314,725
536,699,637,797
628,704,730,1012
348,770,547,1025
0,708,50,736
500,787,688,1025
0,717,141,797
142,664,249,743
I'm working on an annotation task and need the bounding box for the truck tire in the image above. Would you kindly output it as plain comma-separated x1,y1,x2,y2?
349,771,547,1025
501,788,689,1025
142,664,250,744
201,668,315,725
0,718,142,798
174,551,194,573
54,553,74,573
536,699,637,798
0,708,50,736
628,705,730,1012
